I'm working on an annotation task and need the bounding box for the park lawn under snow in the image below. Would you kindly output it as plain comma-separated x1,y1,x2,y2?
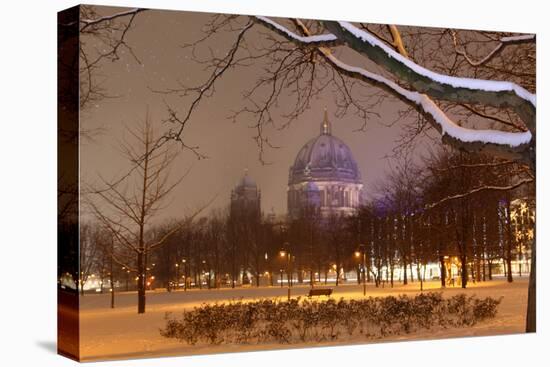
78,277,528,361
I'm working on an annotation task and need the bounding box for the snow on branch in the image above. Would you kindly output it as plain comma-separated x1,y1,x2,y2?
254,16,340,46
452,32,535,67
80,8,147,31
331,21,536,107
253,17,532,158
324,53,532,148
322,21,536,133
500,34,535,43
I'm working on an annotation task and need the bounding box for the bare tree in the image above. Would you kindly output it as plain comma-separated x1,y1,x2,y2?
87,112,204,314
78,223,99,296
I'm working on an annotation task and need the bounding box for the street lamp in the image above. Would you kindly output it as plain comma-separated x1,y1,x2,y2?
125,269,130,291
182,258,187,291
175,263,179,290
356,244,367,296
280,242,292,301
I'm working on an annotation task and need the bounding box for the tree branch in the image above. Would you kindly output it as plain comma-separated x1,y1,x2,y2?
425,178,533,210
452,31,535,67
253,17,533,163
387,25,409,58
79,8,147,31
322,21,536,134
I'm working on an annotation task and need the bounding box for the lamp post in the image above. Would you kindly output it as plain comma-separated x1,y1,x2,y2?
182,259,187,291
280,242,292,301
124,268,130,292
355,244,367,296
175,263,179,290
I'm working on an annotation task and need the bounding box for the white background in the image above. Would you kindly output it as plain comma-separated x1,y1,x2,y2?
0,0,547,366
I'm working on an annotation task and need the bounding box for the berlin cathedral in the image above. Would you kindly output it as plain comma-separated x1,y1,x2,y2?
231,110,363,220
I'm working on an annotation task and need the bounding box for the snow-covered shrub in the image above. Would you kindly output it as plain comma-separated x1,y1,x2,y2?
472,296,502,322
412,292,445,329
443,294,502,327
160,293,501,345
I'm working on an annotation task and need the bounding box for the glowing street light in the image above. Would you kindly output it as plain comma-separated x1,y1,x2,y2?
175,263,180,289
356,244,367,296
280,242,292,301
180,258,188,291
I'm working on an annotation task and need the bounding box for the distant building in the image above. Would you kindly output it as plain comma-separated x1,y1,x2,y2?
287,110,363,219
230,170,261,219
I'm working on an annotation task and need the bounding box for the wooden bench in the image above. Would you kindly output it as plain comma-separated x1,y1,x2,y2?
307,288,333,298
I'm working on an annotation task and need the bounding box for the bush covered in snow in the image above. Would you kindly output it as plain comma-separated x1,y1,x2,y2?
160,293,501,345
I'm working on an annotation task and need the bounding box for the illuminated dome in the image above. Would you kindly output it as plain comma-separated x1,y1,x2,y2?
287,110,363,219
289,113,361,185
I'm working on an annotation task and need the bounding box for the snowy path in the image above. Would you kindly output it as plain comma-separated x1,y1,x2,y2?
79,277,528,361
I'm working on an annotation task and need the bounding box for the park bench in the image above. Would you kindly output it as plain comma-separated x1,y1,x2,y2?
307,288,333,298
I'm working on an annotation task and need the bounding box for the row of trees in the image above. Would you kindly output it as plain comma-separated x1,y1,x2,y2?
79,146,534,308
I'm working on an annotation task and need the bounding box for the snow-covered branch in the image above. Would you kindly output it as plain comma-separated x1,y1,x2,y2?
322,21,536,133
80,8,146,31
254,16,340,46
327,53,532,159
253,16,533,162
452,32,535,67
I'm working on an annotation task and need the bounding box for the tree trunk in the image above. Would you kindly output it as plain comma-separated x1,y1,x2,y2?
482,253,486,282
402,258,408,285
506,250,513,283
526,240,536,332
366,256,372,283
439,255,446,288
525,155,535,333
505,198,514,283
461,254,468,289
110,272,115,309
110,252,115,309
137,251,146,314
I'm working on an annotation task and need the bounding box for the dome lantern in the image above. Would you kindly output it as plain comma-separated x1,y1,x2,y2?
320,108,332,135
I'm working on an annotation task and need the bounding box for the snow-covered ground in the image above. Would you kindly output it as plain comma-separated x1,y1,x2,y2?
79,277,528,361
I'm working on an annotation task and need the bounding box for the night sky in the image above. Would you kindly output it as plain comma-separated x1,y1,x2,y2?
80,6,433,220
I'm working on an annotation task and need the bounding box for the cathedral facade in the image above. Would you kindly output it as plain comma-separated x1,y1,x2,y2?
287,110,363,219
